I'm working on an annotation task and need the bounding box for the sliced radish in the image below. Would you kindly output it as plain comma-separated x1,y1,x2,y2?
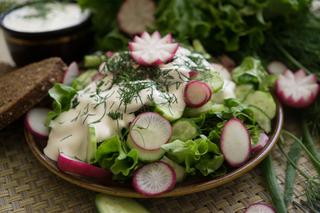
129,112,172,150
132,162,176,196
188,70,198,79
117,0,155,35
57,153,112,180
25,108,50,138
105,51,113,58
184,80,212,108
267,61,287,75
245,203,275,213
251,132,269,154
276,69,319,108
63,62,80,85
220,118,251,167
129,31,179,66
219,54,236,71
92,72,105,82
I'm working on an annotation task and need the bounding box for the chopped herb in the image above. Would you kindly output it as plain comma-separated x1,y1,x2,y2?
60,134,72,142
108,111,123,120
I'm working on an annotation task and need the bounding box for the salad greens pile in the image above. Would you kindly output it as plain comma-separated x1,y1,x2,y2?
47,47,276,181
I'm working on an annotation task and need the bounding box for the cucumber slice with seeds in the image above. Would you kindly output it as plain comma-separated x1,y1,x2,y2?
235,84,254,101
244,91,276,119
171,119,199,141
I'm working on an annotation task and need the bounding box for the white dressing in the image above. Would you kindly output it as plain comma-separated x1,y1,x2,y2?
44,47,234,161
3,3,90,33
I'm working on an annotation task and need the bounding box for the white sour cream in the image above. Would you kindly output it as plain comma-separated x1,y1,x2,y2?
3,3,90,33
44,47,234,162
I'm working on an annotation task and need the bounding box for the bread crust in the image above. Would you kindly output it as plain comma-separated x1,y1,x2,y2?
0,57,66,129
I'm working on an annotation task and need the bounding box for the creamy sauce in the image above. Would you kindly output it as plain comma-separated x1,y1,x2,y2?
3,3,90,33
44,47,235,161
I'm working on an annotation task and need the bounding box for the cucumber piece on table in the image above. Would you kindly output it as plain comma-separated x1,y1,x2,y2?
95,194,149,213
171,119,199,141
249,106,272,133
161,156,186,182
86,126,97,163
235,84,254,101
244,91,276,119
127,137,165,162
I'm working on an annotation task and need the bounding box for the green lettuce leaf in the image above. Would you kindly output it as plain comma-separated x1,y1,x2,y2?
46,84,77,125
161,136,223,175
95,136,138,176
232,57,271,91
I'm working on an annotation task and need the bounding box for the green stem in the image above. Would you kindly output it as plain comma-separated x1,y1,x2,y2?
278,142,309,180
282,130,320,174
281,140,302,207
272,38,312,74
261,156,287,213
302,119,320,164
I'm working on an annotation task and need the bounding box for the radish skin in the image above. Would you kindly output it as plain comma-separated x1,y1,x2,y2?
220,118,251,167
129,31,179,66
63,62,80,85
132,161,176,196
57,153,112,180
184,80,212,108
251,133,269,154
276,69,319,108
117,0,155,35
267,61,287,75
129,112,172,150
245,203,275,213
25,108,50,139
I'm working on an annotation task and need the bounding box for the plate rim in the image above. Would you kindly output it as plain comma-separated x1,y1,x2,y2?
24,104,283,198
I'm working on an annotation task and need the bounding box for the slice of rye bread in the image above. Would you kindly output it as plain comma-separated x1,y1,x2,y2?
0,57,66,130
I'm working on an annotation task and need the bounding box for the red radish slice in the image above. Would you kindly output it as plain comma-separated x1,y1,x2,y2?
92,73,105,82
117,0,155,35
129,112,172,150
105,51,113,58
267,61,287,75
188,70,198,79
276,69,319,108
129,31,179,66
251,133,269,154
245,203,275,213
57,153,112,180
184,80,212,108
63,62,80,85
132,162,176,196
220,118,250,167
219,54,236,71
25,108,50,138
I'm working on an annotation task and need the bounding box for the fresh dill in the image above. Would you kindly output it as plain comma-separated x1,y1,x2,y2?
108,111,123,120
60,134,72,142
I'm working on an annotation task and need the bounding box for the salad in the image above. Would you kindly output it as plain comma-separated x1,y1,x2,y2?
25,32,277,196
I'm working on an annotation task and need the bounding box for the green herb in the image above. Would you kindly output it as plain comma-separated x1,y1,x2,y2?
260,156,287,213
278,139,320,211
283,140,302,207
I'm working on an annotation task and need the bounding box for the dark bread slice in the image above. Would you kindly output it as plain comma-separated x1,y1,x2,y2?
0,57,66,129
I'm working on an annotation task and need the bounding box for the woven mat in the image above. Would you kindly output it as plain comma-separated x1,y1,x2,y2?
0,120,317,213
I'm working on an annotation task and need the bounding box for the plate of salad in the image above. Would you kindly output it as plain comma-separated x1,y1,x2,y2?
24,32,283,198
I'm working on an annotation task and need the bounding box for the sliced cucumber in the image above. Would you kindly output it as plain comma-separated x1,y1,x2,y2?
86,126,97,163
205,71,224,92
244,91,276,119
235,84,254,101
71,69,97,90
184,102,225,117
161,156,186,182
249,106,272,133
155,103,184,121
95,194,149,213
127,137,165,162
171,119,199,141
